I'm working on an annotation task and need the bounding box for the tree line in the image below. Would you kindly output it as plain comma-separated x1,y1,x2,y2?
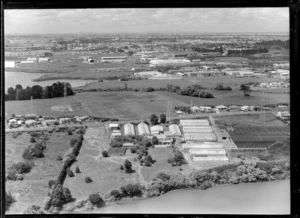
167,84,214,98
5,82,75,101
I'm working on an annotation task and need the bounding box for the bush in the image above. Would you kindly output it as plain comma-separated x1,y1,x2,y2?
57,155,63,161
30,132,39,138
69,137,78,147
85,177,93,183
110,190,122,199
30,137,36,143
63,187,72,202
130,147,137,154
120,184,144,197
155,172,171,181
6,171,17,181
75,166,80,173
120,165,124,170
67,170,74,177
102,150,109,157
31,147,44,158
89,193,105,207
67,129,73,135
22,148,33,160
48,180,56,188
5,192,15,211
124,160,133,173
10,161,33,174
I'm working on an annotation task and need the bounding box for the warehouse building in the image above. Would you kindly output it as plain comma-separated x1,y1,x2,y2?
180,119,210,126
169,124,181,136
5,60,15,68
137,123,150,135
149,59,191,67
192,156,229,162
182,142,224,150
189,148,226,156
183,133,217,142
150,125,164,135
124,123,135,136
182,126,213,133
101,56,127,63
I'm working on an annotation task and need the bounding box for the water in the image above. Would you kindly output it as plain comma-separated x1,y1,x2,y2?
84,180,290,214
4,71,97,92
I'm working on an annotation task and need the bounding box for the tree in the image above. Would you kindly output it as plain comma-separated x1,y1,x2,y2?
124,83,128,91
160,114,166,123
110,190,122,199
150,114,159,125
152,136,159,145
75,166,80,173
5,192,15,211
89,193,105,207
240,84,251,96
85,176,93,183
124,159,132,173
102,150,109,157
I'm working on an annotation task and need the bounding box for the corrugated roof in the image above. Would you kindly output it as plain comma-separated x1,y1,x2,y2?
138,123,150,135
124,123,135,135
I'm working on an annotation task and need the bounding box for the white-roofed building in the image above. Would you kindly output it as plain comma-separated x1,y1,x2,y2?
182,126,213,133
189,148,226,156
150,59,191,67
134,71,163,78
150,125,164,135
109,123,119,130
111,130,122,139
124,123,135,136
180,119,210,126
182,142,224,150
199,106,213,113
184,133,217,142
5,61,15,68
25,119,37,126
192,156,229,162
137,123,150,135
190,106,201,113
169,124,181,136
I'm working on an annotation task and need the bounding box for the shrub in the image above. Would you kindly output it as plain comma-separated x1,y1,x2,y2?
6,171,17,181
57,155,63,161
110,190,122,199
102,150,109,157
31,147,44,158
30,137,36,143
48,180,56,188
89,193,105,207
63,187,72,202
85,177,93,183
155,172,171,181
22,148,33,160
124,160,133,173
30,132,39,138
75,166,80,173
67,129,73,135
130,147,137,153
69,137,78,147
5,192,15,211
10,161,33,174
67,170,74,177
51,184,65,207
120,165,124,170
120,184,144,197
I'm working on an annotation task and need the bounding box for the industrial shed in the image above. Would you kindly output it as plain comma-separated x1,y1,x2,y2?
182,126,213,133
184,133,217,141
192,156,229,162
124,123,135,136
189,148,227,156
180,119,210,126
137,123,150,135
150,125,164,135
169,124,181,136
182,142,224,150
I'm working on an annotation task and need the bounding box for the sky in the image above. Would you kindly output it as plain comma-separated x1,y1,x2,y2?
4,8,289,34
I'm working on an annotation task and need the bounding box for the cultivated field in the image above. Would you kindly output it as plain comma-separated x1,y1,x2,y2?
6,131,74,214
141,147,190,182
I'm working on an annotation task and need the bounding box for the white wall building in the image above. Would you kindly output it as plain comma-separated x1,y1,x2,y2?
137,123,150,135
124,123,135,136
5,60,16,68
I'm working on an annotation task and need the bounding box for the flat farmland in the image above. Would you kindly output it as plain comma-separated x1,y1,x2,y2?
229,126,290,148
5,96,90,118
74,91,187,120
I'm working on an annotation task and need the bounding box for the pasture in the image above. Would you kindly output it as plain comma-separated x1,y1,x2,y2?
6,131,74,214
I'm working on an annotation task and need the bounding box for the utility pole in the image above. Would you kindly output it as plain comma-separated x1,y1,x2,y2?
64,83,67,114
30,96,33,115
260,91,265,123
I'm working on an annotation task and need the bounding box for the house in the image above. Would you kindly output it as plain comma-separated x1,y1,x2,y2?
190,106,201,113
199,106,213,113
215,105,228,111
240,106,251,112
110,130,122,139
25,119,37,126
176,110,184,115
5,61,15,68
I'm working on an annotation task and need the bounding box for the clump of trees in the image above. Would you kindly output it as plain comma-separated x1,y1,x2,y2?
5,82,75,101
167,84,214,98
215,84,232,91
6,161,34,181
240,84,252,96
50,184,73,208
150,114,159,125
88,193,105,208
160,114,166,123
102,150,109,157
167,151,187,166
140,154,156,167
85,176,93,183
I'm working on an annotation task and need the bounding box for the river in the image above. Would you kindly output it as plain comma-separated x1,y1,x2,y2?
81,180,290,214
5,71,97,92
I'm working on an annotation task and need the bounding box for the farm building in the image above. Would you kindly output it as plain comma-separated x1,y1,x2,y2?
38,57,51,62
169,124,181,136
111,130,121,139
192,156,229,162
219,130,231,140
182,126,213,133
199,106,213,113
150,125,164,135
134,71,163,78
59,118,71,125
189,148,227,156
124,123,135,136
5,60,15,68
215,105,228,111
101,56,127,63
123,142,134,147
25,119,37,126
149,59,191,67
149,74,182,80
184,133,217,142
109,123,119,130
190,106,201,113
180,119,210,126
182,142,224,150
43,119,59,126
27,57,38,62
20,60,35,64
137,123,150,135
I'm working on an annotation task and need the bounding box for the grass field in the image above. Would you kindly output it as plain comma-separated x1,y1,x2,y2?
64,126,141,200
6,131,73,214
141,147,190,182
